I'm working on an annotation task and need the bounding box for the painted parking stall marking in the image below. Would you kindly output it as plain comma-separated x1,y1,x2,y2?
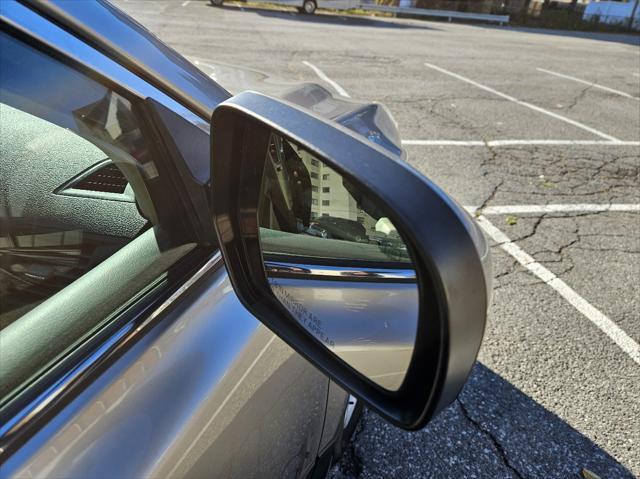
402,139,640,146
474,204,640,215
424,62,622,142
537,68,640,101
476,214,640,366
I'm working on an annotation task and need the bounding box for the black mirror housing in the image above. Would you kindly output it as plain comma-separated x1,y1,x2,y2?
210,91,489,430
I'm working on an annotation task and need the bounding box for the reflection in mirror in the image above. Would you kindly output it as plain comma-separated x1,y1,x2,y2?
258,133,419,391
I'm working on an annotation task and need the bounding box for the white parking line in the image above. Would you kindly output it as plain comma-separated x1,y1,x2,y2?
424,62,621,142
403,140,485,146
537,68,640,101
181,0,191,6
474,204,640,215
402,139,640,146
302,61,351,98
476,215,640,365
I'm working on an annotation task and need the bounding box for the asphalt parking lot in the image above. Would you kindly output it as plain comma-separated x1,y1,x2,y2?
113,1,639,476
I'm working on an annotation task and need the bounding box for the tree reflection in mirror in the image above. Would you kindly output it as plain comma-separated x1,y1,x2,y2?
258,132,419,391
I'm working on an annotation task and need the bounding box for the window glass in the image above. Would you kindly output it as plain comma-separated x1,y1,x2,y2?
0,33,195,404
0,103,144,328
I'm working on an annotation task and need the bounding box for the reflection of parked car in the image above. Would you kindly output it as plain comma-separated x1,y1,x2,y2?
377,236,409,261
210,0,359,15
305,222,329,238
315,216,367,242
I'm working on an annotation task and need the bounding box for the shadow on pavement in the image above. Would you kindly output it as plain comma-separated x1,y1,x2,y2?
332,363,634,479
209,4,439,30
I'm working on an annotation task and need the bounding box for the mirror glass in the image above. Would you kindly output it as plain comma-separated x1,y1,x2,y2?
257,133,419,391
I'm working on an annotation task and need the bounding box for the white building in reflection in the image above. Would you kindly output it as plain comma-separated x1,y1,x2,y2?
299,149,378,237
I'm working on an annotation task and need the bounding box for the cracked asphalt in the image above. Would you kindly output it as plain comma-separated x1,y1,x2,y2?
113,1,639,477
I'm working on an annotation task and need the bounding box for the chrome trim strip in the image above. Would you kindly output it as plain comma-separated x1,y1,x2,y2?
265,261,416,281
0,252,223,455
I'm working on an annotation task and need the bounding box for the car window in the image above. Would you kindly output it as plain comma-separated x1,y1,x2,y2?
0,33,196,406
258,134,411,264
0,102,143,327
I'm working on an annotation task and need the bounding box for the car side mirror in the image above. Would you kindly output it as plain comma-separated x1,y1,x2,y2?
210,91,491,430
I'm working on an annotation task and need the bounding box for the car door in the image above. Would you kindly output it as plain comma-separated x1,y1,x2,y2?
0,2,329,478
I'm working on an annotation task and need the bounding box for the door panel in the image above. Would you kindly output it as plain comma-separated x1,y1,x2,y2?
1,264,328,478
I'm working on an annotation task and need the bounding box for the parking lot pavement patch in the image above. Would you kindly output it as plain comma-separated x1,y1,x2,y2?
331,364,635,479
